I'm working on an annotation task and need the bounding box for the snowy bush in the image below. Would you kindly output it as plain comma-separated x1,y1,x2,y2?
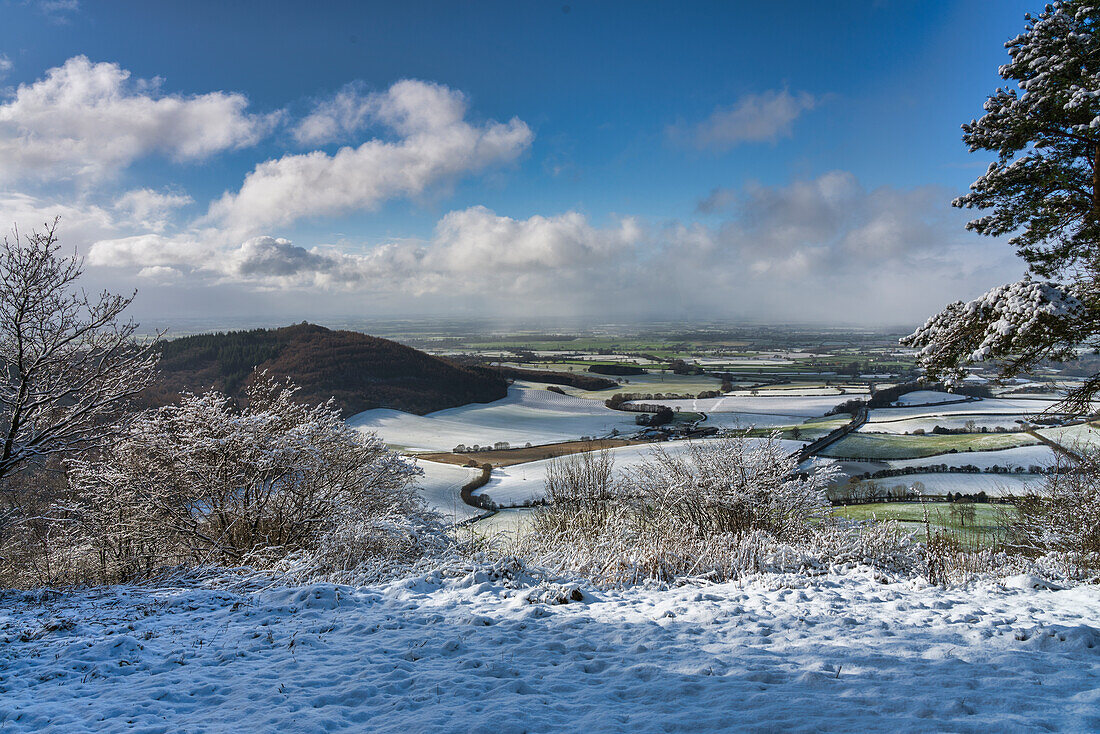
1009,451,1100,577
510,437,929,585
535,449,617,537
621,437,835,540
58,376,426,584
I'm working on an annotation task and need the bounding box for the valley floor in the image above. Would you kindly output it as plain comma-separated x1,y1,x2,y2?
2,568,1098,733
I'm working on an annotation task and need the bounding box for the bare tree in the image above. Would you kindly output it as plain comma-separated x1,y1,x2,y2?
0,219,159,482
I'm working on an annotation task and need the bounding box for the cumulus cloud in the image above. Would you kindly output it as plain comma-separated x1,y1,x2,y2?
680,89,818,151
136,265,181,282
88,206,641,293
0,192,118,243
293,82,378,145
209,80,532,234
113,188,192,232
0,56,277,183
83,171,1021,324
695,187,737,214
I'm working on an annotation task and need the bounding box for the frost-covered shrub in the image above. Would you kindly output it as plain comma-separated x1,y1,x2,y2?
0,463,89,587
622,436,836,541
64,376,425,583
511,437,918,585
533,450,617,537
1008,452,1100,576
810,519,921,574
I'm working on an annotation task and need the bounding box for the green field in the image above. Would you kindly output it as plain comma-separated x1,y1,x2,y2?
834,501,1012,544
820,431,1038,460
742,415,851,441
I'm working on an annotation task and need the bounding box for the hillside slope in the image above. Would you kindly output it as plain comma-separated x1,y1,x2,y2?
141,323,508,416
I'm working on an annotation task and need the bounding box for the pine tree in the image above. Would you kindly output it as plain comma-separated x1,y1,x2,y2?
904,2,1100,411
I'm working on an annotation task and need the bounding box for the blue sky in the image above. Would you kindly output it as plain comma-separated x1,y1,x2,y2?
0,0,1039,326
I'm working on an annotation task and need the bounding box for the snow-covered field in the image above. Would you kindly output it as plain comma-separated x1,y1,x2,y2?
1040,422,1100,450
698,412,811,429
857,471,1040,497
348,385,638,452
859,414,1026,434
625,394,844,417
3,568,1098,732
413,460,483,522
886,443,1057,471
475,438,808,506
732,386,865,397
890,390,962,406
867,398,1063,423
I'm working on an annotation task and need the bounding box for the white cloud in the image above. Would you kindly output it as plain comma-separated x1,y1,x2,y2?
0,191,118,245
113,188,193,232
136,265,181,282
85,171,1021,324
0,56,277,183
209,79,532,234
682,89,818,151
294,82,377,145
431,206,640,274
0,55,12,81
85,232,214,270
37,0,80,22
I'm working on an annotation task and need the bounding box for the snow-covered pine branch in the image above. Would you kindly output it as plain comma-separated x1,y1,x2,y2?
901,278,1097,408
911,3,1100,413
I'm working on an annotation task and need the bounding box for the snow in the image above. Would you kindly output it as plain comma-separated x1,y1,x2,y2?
886,443,1057,471
347,385,638,452
625,394,844,417
475,438,809,506
412,459,483,522
859,415,1026,434
857,472,1040,497
868,397,1063,423
903,279,1086,365
700,412,810,429
892,390,964,406
3,568,1099,732
1040,422,1100,451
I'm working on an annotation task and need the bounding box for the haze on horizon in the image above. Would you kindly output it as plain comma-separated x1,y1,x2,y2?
0,0,1037,329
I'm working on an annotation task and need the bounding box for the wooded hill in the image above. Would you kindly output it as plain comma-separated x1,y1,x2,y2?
140,323,508,417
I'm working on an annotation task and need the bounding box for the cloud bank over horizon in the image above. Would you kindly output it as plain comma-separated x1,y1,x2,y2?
0,55,1021,328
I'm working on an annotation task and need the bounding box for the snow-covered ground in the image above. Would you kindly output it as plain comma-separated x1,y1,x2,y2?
859,414,1027,434
699,412,810,429
856,471,1040,497
886,443,1057,471
3,568,1098,732
347,385,638,452
867,398,1063,423
625,394,844,417
892,390,966,406
1040,422,1100,450
475,438,808,506
412,460,483,522
728,386,865,397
